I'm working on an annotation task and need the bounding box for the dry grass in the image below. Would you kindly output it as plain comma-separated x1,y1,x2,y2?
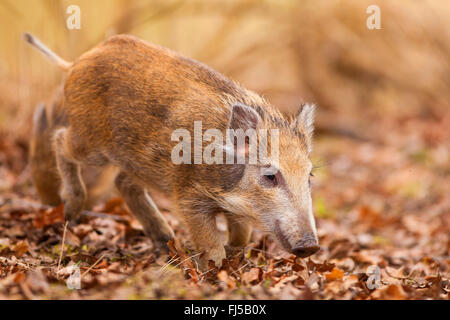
0,0,448,139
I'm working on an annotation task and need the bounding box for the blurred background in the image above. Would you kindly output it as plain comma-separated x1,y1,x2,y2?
0,0,449,226
1,0,448,134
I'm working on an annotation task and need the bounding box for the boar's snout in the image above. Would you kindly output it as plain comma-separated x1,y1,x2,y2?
291,232,320,258
274,221,319,258
291,245,320,258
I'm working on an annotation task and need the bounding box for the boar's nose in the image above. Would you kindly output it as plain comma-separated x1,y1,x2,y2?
291,232,320,258
291,245,320,258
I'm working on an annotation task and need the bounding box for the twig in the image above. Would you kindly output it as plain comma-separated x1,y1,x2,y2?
57,221,68,270
0,197,49,210
230,261,250,277
162,252,203,274
159,255,181,273
246,247,276,258
80,210,127,222
198,267,216,282
0,257,31,269
82,253,106,277
262,236,266,261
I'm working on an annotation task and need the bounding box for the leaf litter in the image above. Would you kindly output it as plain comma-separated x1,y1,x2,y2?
0,118,449,300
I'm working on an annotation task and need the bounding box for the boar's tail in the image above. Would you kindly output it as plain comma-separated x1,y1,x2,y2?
23,32,72,71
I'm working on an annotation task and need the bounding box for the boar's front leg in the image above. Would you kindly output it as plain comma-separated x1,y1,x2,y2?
114,172,174,251
226,215,252,247
177,201,226,269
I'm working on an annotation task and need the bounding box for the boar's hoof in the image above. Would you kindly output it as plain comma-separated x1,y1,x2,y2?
152,238,173,255
291,245,320,258
63,200,84,222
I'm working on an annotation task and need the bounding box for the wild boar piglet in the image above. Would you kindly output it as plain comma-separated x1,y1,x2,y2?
24,32,319,268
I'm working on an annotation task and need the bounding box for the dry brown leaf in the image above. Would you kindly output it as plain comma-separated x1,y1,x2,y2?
14,240,29,258
371,284,408,300
13,272,26,284
218,270,236,289
33,205,64,228
243,267,262,285
307,259,335,272
101,197,125,213
325,267,345,281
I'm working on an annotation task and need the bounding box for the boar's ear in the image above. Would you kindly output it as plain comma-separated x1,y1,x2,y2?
226,103,262,163
228,103,262,131
32,103,48,134
293,103,315,153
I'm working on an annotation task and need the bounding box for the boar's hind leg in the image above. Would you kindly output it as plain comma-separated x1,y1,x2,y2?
114,172,174,250
30,103,62,206
53,128,86,221
226,215,252,247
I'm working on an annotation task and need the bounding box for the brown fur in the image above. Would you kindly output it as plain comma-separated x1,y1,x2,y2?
30,85,117,208
26,34,319,268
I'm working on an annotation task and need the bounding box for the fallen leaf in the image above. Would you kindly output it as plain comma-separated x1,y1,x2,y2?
243,268,262,285
371,284,408,300
14,240,29,258
325,268,345,281
33,205,64,228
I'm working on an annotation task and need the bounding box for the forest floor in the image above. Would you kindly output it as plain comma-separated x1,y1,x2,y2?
0,113,449,300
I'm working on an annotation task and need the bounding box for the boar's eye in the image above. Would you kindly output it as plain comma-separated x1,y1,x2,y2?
309,172,314,187
263,174,278,187
260,166,282,187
